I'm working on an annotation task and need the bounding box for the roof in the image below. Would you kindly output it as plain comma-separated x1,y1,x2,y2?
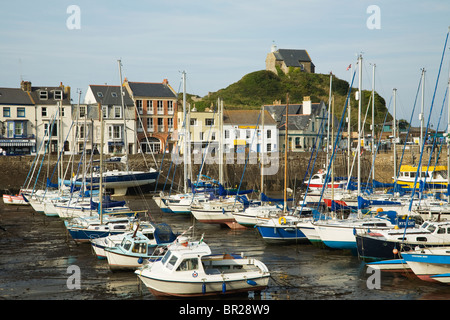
127,81,177,99
274,49,313,67
88,85,134,106
0,88,34,105
264,102,325,123
28,86,71,105
223,110,277,126
279,114,312,131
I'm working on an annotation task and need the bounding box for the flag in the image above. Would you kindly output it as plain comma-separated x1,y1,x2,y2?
346,64,352,71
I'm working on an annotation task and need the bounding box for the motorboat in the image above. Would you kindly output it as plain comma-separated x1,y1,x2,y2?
104,223,177,270
401,246,450,283
135,236,270,297
356,220,450,261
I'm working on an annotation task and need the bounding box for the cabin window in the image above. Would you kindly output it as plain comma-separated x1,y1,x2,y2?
162,251,172,264
176,258,199,272
113,225,126,230
427,225,436,233
123,240,132,251
167,255,178,270
437,227,446,234
132,243,147,253
416,237,428,242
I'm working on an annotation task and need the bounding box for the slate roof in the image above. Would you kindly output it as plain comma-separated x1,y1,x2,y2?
28,86,71,105
0,88,34,105
88,85,134,106
223,110,277,126
264,103,324,123
274,49,314,68
127,82,177,99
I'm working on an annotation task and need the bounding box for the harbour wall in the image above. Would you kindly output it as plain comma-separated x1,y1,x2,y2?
0,145,445,195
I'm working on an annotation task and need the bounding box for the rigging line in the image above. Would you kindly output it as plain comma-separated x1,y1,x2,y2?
234,109,262,207
298,112,327,214
419,86,448,202
316,68,356,214
393,74,423,190
409,29,450,212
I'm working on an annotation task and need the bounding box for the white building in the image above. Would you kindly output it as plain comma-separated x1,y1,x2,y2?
84,85,136,155
223,109,278,154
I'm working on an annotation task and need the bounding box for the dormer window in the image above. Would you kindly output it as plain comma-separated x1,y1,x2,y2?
54,90,63,100
97,92,103,98
111,92,118,98
40,91,48,100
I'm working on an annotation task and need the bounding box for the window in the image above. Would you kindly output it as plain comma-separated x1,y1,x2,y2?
54,90,63,100
225,130,229,139
77,125,85,138
176,258,198,271
111,92,118,98
14,122,24,136
147,118,154,132
102,106,108,118
167,101,174,114
7,122,13,137
113,105,122,118
39,91,48,100
108,125,122,139
246,130,251,139
79,106,86,118
211,132,216,140
147,101,153,114
168,118,173,130
136,100,143,114
267,130,271,139
3,107,10,117
157,101,164,114
267,143,272,152
42,107,47,117
205,118,214,126
157,118,164,132
137,120,143,132
167,255,178,270
97,92,103,98
190,118,197,126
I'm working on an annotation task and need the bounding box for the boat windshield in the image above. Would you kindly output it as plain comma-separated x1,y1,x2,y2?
161,250,172,265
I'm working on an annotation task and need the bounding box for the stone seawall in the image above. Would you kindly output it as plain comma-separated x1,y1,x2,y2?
1,146,445,195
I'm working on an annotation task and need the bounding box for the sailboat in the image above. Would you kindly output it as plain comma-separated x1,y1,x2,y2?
255,94,311,242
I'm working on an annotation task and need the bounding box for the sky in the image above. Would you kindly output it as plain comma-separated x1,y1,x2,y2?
1,0,450,127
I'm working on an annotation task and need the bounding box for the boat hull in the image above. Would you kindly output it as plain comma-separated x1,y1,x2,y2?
136,272,269,297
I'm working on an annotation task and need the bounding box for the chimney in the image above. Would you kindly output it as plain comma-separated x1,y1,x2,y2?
21,80,32,92
303,96,311,115
163,79,169,86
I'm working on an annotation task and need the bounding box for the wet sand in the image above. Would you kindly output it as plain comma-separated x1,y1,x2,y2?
1,196,450,302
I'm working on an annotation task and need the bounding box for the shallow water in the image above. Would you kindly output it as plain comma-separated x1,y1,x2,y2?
1,196,450,301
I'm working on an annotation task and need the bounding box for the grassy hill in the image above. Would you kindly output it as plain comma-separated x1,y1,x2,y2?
183,69,392,131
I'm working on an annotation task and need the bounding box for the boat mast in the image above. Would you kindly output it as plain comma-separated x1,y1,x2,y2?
420,68,425,178
118,59,129,172
371,63,376,181
260,104,265,200
447,67,450,202
284,93,289,213
347,66,352,181
99,102,104,224
357,54,362,217
327,73,332,168
182,71,188,193
219,99,224,186
393,88,397,184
